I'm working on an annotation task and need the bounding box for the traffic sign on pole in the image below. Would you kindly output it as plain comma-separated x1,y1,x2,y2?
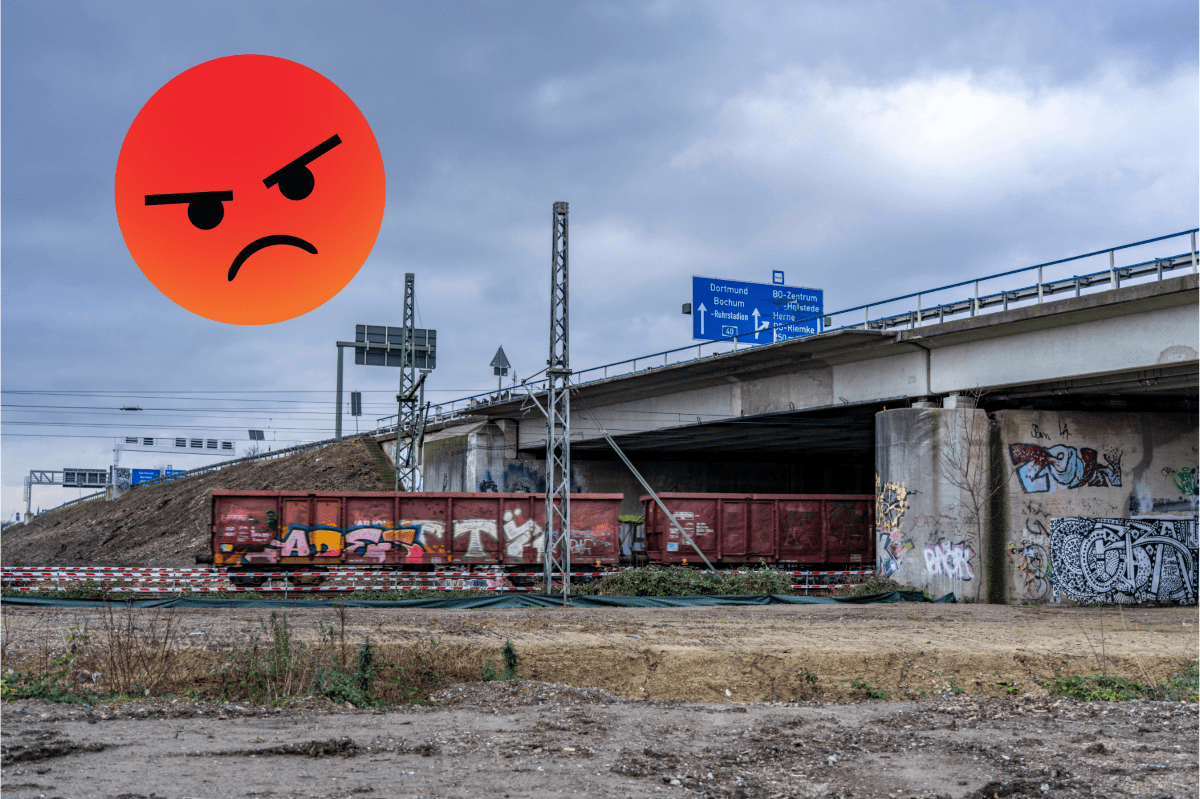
691,276,822,345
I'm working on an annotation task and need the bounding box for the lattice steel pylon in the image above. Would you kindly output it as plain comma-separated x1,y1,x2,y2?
394,273,422,491
543,201,571,602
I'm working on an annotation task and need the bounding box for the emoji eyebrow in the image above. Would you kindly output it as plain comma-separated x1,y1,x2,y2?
145,190,233,205
263,134,342,188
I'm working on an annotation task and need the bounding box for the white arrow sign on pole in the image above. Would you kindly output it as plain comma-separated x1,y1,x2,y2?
697,303,707,335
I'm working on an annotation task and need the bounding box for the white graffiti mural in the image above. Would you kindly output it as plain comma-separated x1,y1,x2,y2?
453,518,500,559
923,538,976,581
1051,517,1197,604
503,508,543,557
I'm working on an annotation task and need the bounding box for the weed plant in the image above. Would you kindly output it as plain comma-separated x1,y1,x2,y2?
844,677,890,700
571,565,794,597
482,640,520,682
1051,662,1198,703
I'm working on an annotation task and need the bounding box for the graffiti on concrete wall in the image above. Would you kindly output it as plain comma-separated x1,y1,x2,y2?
1051,517,1198,604
876,476,909,531
875,476,913,577
923,538,975,581
1162,466,1198,496
1011,520,1052,601
879,530,914,579
1009,444,1122,494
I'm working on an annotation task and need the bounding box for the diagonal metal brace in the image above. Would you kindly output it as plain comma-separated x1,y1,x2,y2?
580,408,715,572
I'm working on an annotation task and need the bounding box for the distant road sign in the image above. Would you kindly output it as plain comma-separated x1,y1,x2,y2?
131,469,186,485
131,469,161,485
354,324,436,370
63,468,109,488
490,346,510,376
691,276,822,345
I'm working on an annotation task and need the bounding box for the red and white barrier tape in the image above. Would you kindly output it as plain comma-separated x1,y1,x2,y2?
4,585,535,593
3,567,875,579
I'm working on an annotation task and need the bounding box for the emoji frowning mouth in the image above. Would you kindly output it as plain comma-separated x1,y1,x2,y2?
228,235,318,281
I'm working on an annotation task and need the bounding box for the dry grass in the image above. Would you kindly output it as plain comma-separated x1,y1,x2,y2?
90,605,181,695
3,606,488,706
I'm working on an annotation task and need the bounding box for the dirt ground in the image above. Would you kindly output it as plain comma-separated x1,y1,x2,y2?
5,602,1194,703
2,602,1197,798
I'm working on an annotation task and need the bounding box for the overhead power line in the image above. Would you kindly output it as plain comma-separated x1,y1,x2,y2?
1,421,333,432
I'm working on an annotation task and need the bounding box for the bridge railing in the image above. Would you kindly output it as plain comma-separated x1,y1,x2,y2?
376,228,1198,431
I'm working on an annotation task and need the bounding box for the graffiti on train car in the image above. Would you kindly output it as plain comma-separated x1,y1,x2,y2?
345,521,442,563
503,508,543,557
454,518,500,559
569,527,608,556
224,520,447,564
269,524,344,558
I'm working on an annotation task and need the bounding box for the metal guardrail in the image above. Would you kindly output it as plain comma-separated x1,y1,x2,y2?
31,489,108,517
130,430,377,489
376,228,1198,430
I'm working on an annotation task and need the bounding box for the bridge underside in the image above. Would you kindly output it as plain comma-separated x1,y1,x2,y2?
563,402,880,462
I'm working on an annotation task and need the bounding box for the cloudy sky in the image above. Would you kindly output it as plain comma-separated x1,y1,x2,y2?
2,0,1196,521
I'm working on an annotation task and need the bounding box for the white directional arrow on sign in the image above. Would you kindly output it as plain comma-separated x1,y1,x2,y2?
697,303,707,335
752,308,762,339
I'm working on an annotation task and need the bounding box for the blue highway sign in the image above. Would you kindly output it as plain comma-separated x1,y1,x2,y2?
691,277,823,345
131,469,187,485
131,469,161,485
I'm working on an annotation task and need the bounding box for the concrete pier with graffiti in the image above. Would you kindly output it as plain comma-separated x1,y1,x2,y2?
877,406,1197,603
1050,517,1197,604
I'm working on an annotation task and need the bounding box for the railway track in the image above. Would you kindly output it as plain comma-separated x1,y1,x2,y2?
1,566,876,594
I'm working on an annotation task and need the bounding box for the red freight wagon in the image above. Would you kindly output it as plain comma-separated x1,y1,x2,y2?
642,493,874,567
211,491,622,570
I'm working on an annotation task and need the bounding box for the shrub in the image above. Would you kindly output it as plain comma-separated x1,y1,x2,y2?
572,565,794,597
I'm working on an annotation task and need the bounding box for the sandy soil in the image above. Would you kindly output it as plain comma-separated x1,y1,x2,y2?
5,602,1194,702
1,603,1195,798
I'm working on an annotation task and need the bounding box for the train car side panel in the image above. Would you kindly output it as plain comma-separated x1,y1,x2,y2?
212,493,282,566
825,499,874,566
640,493,875,567
748,500,775,561
212,491,621,569
648,496,719,564
569,498,621,565
778,500,824,562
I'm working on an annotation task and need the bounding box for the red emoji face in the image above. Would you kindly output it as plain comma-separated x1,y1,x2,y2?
115,55,386,325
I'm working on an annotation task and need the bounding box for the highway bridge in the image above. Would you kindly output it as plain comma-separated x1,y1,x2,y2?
381,233,1199,602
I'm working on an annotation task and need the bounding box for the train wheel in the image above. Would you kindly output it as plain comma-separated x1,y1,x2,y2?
230,574,267,587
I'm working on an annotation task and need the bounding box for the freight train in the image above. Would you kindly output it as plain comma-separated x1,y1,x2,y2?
208,490,873,584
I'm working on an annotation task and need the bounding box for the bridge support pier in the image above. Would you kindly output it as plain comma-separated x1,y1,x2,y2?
876,406,1197,603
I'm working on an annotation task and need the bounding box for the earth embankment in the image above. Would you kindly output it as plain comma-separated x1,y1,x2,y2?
1,438,392,566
